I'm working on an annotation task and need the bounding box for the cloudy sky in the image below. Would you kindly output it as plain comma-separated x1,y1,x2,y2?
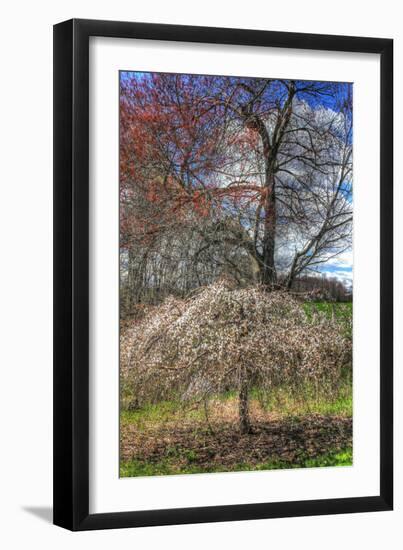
318,249,353,289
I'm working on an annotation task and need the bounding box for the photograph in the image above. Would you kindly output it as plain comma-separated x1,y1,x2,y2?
119,71,353,477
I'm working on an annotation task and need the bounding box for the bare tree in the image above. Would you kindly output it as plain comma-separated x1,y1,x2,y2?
120,74,352,310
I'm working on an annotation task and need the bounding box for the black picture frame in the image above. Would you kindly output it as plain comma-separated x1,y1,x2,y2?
53,18,393,531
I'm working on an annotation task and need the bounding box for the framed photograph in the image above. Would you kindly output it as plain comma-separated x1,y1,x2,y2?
53,19,393,530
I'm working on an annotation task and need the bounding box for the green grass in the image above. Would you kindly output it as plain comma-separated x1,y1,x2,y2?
303,301,352,317
302,448,352,468
304,301,352,340
120,447,352,477
254,383,352,417
213,382,352,418
120,400,206,427
121,384,352,431
121,378,352,430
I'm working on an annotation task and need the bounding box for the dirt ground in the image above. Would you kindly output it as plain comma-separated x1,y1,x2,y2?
120,412,352,470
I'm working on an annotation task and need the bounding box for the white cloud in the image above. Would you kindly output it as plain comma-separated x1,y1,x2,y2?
319,266,353,289
329,249,353,269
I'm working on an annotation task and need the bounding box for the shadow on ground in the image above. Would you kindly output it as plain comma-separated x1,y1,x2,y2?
121,414,353,472
22,506,53,524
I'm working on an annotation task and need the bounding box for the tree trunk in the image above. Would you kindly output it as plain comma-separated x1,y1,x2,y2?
239,379,251,434
257,84,296,289
260,172,277,287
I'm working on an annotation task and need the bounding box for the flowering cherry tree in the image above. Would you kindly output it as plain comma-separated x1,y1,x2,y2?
124,281,351,433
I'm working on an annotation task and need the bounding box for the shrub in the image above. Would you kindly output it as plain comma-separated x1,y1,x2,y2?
123,281,351,433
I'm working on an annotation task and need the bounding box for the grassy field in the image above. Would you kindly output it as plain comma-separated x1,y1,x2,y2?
121,448,353,477
304,301,352,332
120,301,353,477
303,301,352,316
120,383,352,477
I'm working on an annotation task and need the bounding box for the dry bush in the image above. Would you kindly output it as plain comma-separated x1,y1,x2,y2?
122,281,351,432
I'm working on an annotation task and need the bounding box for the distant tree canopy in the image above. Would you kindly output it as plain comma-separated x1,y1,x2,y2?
120,73,352,313
289,275,352,302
